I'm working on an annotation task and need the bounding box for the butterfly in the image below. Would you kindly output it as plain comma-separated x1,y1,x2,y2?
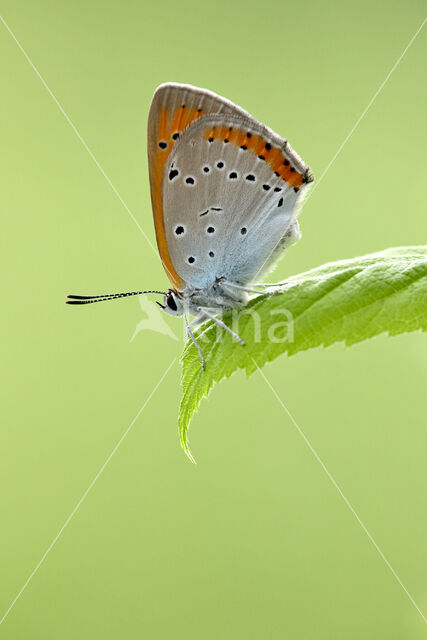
67,83,314,368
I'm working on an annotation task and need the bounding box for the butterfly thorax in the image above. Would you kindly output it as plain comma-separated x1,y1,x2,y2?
177,281,248,316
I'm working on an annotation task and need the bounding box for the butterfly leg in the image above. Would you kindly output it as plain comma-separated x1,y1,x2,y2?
197,307,245,346
220,280,283,296
250,281,288,288
250,281,290,289
185,313,206,370
187,316,206,329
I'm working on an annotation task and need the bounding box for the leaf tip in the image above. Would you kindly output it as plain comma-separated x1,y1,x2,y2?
183,443,197,465
180,433,197,464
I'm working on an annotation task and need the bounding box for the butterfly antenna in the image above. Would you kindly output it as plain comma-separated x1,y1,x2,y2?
66,290,166,305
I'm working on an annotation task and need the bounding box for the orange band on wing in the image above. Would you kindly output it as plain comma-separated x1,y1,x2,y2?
150,106,204,291
203,126,305,189
268,148,283,171
253,137,265,155
244,134,258,151
235,131,248,147
187,108,201,126
171,106,187,136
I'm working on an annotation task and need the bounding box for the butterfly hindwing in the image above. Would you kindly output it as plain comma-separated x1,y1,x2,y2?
162,112,312,289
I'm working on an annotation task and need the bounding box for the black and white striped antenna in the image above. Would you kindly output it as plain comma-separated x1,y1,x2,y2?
66,290,166,305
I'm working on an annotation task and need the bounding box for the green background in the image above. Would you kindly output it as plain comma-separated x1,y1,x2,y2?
1,1,426,638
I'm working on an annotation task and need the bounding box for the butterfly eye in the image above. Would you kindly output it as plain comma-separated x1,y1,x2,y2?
166,294,178,311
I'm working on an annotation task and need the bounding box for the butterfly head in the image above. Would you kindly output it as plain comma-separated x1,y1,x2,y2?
157,289,184,316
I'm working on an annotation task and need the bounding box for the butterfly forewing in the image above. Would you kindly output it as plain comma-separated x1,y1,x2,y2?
147,83,252,290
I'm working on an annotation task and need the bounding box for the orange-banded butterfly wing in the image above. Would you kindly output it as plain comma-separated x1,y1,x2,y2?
147,83,250,291
161,110,313,290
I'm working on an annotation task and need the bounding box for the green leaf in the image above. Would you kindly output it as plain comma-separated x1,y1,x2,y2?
179,246,427,461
